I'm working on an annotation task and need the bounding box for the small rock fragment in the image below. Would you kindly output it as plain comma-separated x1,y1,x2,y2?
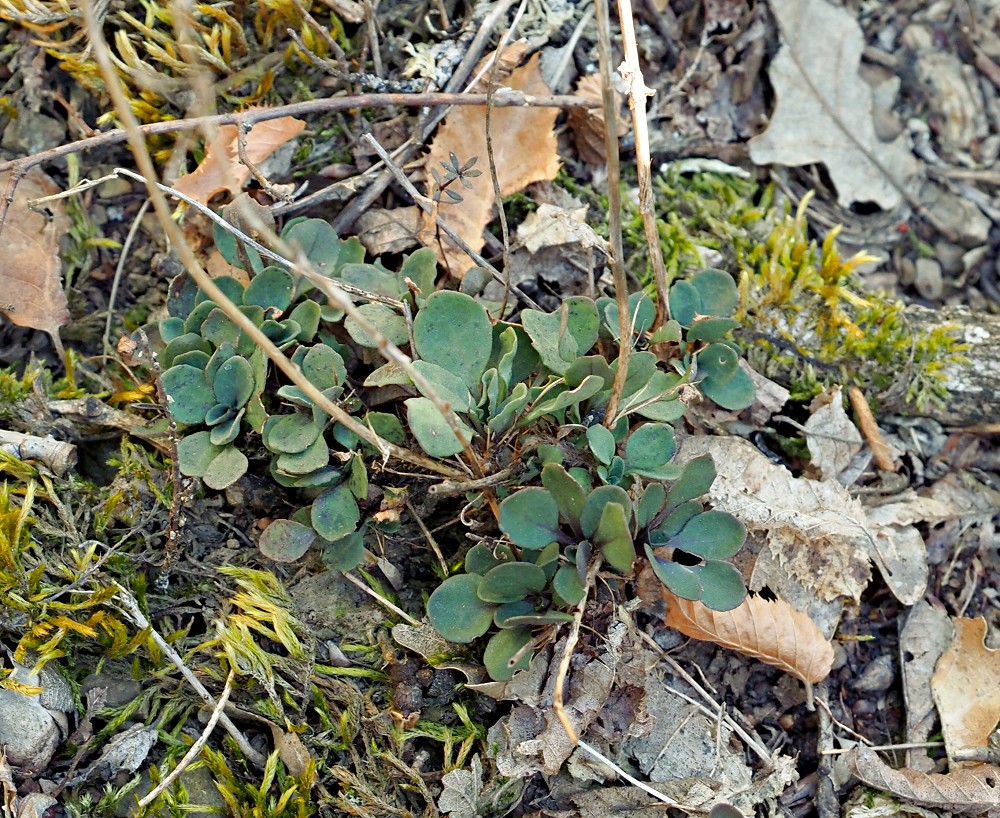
852,654,895,693
914,257,944,300
934,242,965,276
0,688,60,771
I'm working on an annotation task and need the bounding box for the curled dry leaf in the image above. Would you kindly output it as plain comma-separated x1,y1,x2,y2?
848,744,1000,814
172,115,306,205
662,589,834,684
931,617,1000,765
421,52,560,278
567,73,628,165
0,168,71,342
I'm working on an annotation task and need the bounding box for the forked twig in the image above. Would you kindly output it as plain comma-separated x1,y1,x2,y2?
112,584,267,769
138,669,235,807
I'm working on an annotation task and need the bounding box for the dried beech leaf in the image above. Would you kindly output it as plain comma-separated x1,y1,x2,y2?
421,53,560,277
173,116,306,205
849,744,1000,814
662,589,834,684
567,74,628,164
931,617,1000,765
747,0,920,209
804,385,862,481
0,168,71,340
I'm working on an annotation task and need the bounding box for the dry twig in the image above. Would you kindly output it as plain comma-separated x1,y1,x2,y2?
138,670,235,808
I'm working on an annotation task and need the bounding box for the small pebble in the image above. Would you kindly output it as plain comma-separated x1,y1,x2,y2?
914,257,943,300
898,256,915,287
934,241,965,275
852,698,877,720
852,654,895,693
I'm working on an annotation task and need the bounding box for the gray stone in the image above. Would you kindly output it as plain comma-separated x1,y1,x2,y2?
934,241,965,276
914,257,944,300
921,184,990,247
0,687,60,771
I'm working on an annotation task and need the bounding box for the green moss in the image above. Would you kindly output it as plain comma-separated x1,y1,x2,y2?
736,193,968,411
634,171,968,413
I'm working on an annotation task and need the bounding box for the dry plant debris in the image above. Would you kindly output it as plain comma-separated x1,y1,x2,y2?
661,589,834,685
748,0,921,208
4,0,1000,814
931,617,1000,766
847,744,1000,815
172,115,306,206
420,52,560,277
0,168,71,341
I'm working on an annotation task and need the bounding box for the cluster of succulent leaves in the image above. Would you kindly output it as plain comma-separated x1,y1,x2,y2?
159,214,757,680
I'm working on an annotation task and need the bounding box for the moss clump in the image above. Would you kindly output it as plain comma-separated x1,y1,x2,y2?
736,193,968,411
635,170,968,413
0,0,346,127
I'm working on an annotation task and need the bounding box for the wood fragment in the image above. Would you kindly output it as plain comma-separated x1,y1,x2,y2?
847,384,896,472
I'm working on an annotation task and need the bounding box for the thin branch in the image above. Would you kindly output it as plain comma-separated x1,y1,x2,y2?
486,0,528,319
103,198,149,353
138,670,235,808
406,501,449,577
0,90,597,235
576,740,679,805
341,571,421,626
552,559,602,745
595,0,632,426
112,583,266,769
616,0,671,316
0,92,595,180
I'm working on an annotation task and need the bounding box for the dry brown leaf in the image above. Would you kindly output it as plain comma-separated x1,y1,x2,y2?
662,589,834,684
848,744,1000,814
172,116,306,205
421,52,560,278
901,601,954,773
0,168,71,342
931,617,1000,765
566,73,627,164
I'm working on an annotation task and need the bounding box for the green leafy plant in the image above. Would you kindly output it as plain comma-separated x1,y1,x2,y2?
428,454,746,681
160,203,757,681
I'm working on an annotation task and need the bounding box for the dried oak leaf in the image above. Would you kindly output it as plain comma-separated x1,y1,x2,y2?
421,52,560,278
747,0,920,209
0,168,71,341
931,617,1000,765
848,744,1000,814
172,116,305,205
662,589,834,684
